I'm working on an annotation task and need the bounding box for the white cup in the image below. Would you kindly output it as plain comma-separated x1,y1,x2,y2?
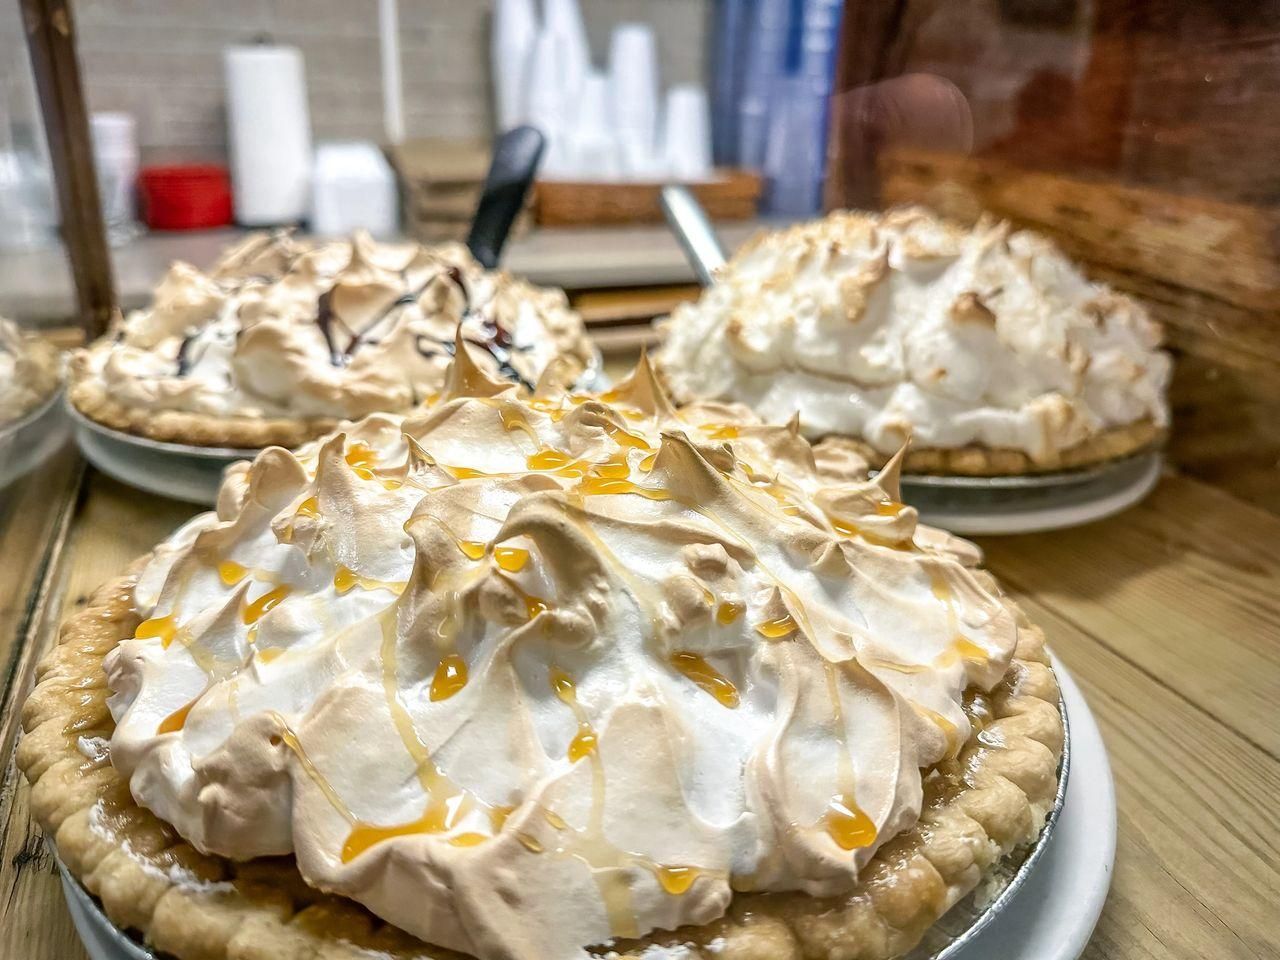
661,83,713,181
491,0,538,131
525,26,573,177
608,23,659,178
90,111,139,240
570,71,621,180
543,0,590,109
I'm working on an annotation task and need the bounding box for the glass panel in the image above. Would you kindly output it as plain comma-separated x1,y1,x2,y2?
0,0,83,715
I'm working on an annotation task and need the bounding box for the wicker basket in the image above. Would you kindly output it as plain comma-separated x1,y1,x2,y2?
534,168,762,226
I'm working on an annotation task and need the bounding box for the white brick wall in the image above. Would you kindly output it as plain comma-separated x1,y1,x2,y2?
71,0,709,161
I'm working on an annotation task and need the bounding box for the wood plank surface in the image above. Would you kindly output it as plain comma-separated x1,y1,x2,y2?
0,472,197,960
3,468,1277,960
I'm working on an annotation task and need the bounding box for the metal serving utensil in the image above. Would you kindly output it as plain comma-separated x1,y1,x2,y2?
659,184,726,287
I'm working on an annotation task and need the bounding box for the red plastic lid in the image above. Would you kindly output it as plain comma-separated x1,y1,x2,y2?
139,165,233,230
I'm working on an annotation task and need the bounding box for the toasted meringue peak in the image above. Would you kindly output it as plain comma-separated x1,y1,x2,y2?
107,356,1022,960
72,231,597,425
600,351,679,420
657,207,1171,462
875,443,908,502
0,316,61,422
440,329,514,402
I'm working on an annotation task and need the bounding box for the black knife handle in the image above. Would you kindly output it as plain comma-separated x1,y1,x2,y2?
466,125,546,269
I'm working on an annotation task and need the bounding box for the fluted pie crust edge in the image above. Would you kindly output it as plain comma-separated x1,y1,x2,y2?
19,561,1064,960
68,376,341,450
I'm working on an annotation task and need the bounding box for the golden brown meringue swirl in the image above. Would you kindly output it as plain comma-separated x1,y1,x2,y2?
105,346,1021,960
72,231,597,423
657,207,1171,462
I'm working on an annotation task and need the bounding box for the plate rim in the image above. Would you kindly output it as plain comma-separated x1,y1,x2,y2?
896,448,1163,491
66,401,264,460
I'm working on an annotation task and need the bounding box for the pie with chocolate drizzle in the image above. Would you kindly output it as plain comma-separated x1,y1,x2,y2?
68,231,598,449
21,345,1063,960
656,207,1171,476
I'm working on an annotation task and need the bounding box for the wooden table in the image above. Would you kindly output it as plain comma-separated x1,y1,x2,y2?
2,465,1277,959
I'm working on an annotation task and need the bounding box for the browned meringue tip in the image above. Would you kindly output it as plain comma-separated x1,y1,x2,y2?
439,328,514,402
533,356,578,398
603,351,678,420
875,441,910,502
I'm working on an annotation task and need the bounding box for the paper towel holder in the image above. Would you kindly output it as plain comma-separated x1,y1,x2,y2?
466,125,545,269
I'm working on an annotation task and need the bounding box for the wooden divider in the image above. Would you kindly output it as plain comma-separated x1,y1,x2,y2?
880,147,1280,514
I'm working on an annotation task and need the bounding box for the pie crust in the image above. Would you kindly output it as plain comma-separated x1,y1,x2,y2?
815,419,1165,478
67,377,340,450
19,560,1063,960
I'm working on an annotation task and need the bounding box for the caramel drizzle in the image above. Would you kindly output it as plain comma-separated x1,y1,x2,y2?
670,652,739,708
551,668,599,762
429,653,468,702
545,666,636,937
829,511,914,551
541,516,727,928
819,662,878,851
698,423,740,440
242,584,292,625
273,720,357,824
339,610,491,863
716,600,744,625
156,694,200,734
912,701,961,759
333,565,407,596
218,561,249,586
929,570,991,667
454,538,530,575
135,614,180,649
344,443,378,479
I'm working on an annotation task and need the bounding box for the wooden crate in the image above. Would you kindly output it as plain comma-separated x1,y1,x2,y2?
534,169,762,227
389,137,531,245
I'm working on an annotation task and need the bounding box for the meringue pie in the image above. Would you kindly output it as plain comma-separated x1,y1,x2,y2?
657,207,1171,475
0,315,60,426
69,231,598,449
21,346,1063,960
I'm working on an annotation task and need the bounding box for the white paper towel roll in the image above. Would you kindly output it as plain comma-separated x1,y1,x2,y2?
224,44,312,225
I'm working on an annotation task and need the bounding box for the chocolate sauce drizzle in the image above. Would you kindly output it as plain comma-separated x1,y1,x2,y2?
175,333,197,376
411,266,534,389
164,255,534,391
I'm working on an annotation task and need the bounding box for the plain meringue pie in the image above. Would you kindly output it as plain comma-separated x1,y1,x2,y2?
656,207,1171,475
68,231,598,449
0,315,61,427
21,345,1063,960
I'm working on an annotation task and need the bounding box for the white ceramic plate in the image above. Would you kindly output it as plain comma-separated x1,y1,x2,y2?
57,659,1112,960
899,452,1162,536
68,404,257,506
